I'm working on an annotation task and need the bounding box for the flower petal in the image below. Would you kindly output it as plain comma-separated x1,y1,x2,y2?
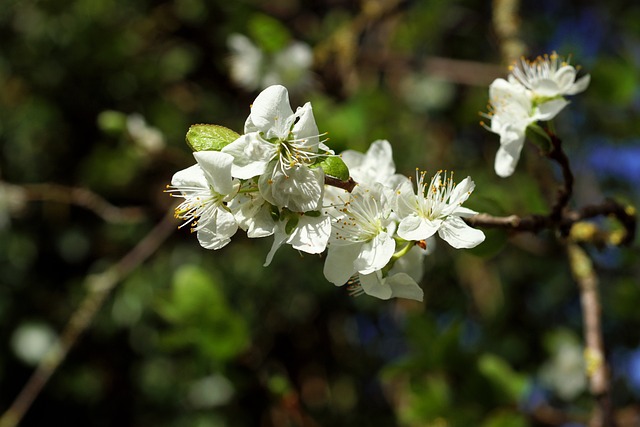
359,271,424,301
288,214,331,254
323,243,363,286
386,273,424,301
494,134,525,178
244,85,294,139
398,215,440,241
171,164,208,189
291,102,320,151
536,98,569,121
222,133,277,179
258,161,324,212
567,74,590,95
438,216,485,249
197,208,238,250
354,232,395,275
194,151,235,195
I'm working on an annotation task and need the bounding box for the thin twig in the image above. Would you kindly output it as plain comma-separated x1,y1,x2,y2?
20,183,145,223
546,132,574,223
0,211,176,427
567,243,617,427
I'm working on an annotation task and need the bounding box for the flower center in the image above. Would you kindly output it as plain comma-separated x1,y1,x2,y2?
168,185,224,231
333,190,386,243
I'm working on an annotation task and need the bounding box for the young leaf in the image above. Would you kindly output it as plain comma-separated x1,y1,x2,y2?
317,156,350,181
186,124,240,152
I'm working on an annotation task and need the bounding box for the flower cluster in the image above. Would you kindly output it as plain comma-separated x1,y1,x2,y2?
484,52,590,177
169,85,485,301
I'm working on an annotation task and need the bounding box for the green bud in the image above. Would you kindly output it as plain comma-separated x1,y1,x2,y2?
186,124,240,152
316,156,350,181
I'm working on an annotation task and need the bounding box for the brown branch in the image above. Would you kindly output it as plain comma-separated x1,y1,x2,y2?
567,243,617,427
324,176,357,193
0,211,176,427
20,183,145,223
466,198,636,245
546,132,574,223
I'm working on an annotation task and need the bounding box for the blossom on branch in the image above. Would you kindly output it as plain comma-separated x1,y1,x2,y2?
168,151,240,250
222,85,329,212
483,52,590,177
395,170,485,249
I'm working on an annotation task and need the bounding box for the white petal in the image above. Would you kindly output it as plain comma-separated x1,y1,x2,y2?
393,179,417,217
229,193,275,238
438,216,485,249
197,208,238,250
258,162,324,212
386,273,424,301
291,102,319,150
354,232,395,275
323,243,363,286
445,177,474,210
567,74,590,95
397,215,440,241
263,225,289,267
494,134,525,178
288,214,331,254
194,151,235,195
554,66,578,94
450,206,478,218
244,85,294,139
222,133,277,179
342,139,396,184
245,204,276,238
536,98,569,121
359,271,424,301
359,270,392,299
171,164,208,189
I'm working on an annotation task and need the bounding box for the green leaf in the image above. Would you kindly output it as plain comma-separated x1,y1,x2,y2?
186,124,240,152
317,156,350,181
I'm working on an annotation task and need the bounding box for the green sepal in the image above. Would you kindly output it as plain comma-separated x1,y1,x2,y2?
304,210,322,217
315,156,350,181
269,205,280,221
526,124,552,153
285,216,299,235
186,124,240,152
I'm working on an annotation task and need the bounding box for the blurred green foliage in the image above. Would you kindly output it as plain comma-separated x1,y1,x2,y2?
1,0,640,426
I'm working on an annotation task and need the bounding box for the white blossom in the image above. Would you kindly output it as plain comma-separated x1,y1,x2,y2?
168,151,239,250
323,183,397,286
509,52,590,99
484,53,590,177
396,170,485,249
222,85,327,212
485,78,567,177
263,210,331,267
